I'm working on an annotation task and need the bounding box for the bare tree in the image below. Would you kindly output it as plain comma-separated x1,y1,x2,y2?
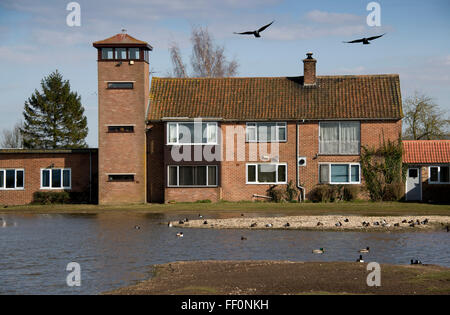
168,27,238,78
403,92,449,140
1,121,24,148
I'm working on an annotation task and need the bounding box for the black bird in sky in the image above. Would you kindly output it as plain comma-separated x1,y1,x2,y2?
343,33,386,45
234,21,274,38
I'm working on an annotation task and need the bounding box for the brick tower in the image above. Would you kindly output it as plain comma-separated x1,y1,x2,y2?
93,33,152,204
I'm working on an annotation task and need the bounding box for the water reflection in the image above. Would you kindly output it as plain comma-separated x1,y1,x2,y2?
0,213,448,294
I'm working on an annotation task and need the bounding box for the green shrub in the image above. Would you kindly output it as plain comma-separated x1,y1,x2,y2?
343,185,360,201
383,182,405,201
285,180,299,202
267,186,285,203
309,185,332,202
33,191,70,205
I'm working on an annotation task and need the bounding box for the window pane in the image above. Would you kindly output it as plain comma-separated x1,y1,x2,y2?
331,165,349,183
278,165,286,182
319,164,330,184
107,82,133,89
351,165,359,182
63,170,70,187
42,170,50,187
430,167,439,182
340,122,360,154
247,165,256,182
246,126,256,141
52,169,61,188
179,166,194,185
102,48,113,59
179,123,194,144
208,166,217,186
16,170,24,188
207,123,217,143
194,166,207,186
129,48,140,60
278,125,286,141
115,48,127,59
0,171,4,188
440,166,449,183
168,166,178,186
258,164,276,183
320,122,339,154
168,123,178,143
258,123,274,142
6,170,15,188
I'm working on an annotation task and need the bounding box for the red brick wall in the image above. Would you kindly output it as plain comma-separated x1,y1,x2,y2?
165,187,221,203
97,60,149,204
0,152,97,205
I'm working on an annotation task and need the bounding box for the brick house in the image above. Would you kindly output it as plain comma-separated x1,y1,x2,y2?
403,140,450,202
0,33,405,205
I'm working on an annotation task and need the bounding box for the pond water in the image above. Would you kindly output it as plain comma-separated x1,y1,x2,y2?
0,213,449,295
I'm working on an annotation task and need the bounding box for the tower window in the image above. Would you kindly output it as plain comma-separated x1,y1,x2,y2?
108,126,134,133
115,48,127,60
129,48,140,60
107,82,133,89
108,174,135,182
101,48,114,59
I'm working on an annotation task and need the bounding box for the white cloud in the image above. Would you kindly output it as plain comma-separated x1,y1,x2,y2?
306,10,363,25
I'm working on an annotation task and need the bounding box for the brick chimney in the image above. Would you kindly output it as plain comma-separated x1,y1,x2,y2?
303,52,317,86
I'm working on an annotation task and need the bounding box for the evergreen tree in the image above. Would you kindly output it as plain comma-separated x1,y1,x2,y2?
21,70,88,149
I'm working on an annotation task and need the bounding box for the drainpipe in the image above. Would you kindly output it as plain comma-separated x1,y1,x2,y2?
296,121,305,202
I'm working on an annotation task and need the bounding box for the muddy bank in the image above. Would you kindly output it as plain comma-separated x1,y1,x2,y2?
105,260,450,295
170,215,450,232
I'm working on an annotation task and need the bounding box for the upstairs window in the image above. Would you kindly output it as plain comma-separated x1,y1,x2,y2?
246,122,286,142
108,126,134,133
41,169,71,189
0,169,24,190
429,166,450,184
129,48,140,60
167,122,217,145
115,48,127,60
107,82,134,89
319,121,360,155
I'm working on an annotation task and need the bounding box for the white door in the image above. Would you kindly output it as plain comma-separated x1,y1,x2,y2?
406,168,421,201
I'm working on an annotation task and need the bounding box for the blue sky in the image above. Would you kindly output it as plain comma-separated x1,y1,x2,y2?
0,0,449,147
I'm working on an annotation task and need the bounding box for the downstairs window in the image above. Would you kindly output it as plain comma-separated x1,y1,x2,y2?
0,169,24,190
319,163,360,184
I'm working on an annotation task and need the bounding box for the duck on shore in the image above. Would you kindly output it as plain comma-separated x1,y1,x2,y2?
241,236,247,240
168,222,173,227
312,248,324,254
356,255,364,263
359,247,370,253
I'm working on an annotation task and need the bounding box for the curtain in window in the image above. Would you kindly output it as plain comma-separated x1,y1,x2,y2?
340,122,360,154
258,164,276,182
319,164,329,183
277,165,286,182
331,165,349,183
320,123,339,154
63,170,71,187
168,167,178,186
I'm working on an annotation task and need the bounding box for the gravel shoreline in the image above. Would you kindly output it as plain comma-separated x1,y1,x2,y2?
170,215,450,232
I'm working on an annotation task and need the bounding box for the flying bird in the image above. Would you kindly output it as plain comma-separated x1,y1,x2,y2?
343,33,386,45
234,21,274,38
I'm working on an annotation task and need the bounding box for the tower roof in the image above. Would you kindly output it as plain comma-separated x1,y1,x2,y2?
93,33,153,50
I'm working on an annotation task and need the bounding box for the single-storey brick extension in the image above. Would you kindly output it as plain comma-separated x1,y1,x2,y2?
0,33,448,205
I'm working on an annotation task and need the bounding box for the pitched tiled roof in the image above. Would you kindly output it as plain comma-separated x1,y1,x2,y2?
148,74,402,121
403,140,450,164
93,33,152,49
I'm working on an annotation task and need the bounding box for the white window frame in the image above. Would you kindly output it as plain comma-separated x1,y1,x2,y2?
318,163,361,184
167,165,218,187
40,168,72,190
319,121,361,155
246,163,288,185
428,166,450,184
246,122,287,143
0,169,25,190
166,122,218,145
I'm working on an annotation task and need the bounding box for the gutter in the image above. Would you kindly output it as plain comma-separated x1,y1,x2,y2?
296,122,305,202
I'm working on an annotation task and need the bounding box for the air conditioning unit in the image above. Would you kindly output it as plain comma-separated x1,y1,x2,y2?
298,157,307,166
